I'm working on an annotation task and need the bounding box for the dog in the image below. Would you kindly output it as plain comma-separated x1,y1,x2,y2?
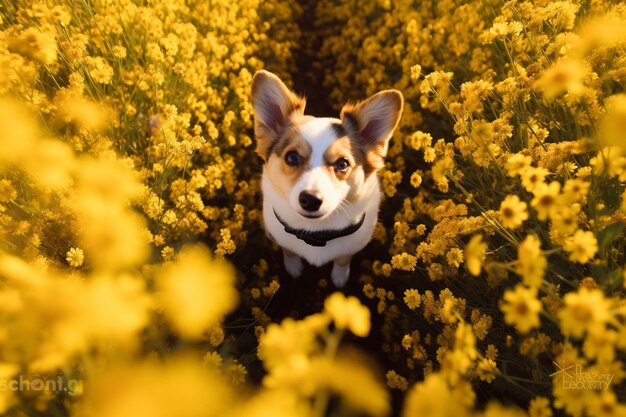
251,70,403,287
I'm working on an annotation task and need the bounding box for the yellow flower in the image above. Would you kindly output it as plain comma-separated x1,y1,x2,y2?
324,292,371,337
403,289,421,310
402,374,468,417
591,146,626,179
158,245,238,339
583,328,616,362
401,334,413,349
516,235,546,289
599,94,626,151
462,80,493,113
500,285,542,334
410,131,432,150
528,397,552,417
464,234,487,276
307,356,390,417
112,45,127,59
410,171,422,188
386,370,408,391
203,351,222,370
207,325,225,347
499,195,528,229
423,147,436,162
476,358,498,383
0,179,17,202
263,280,280,297
521,167,549,192
485,20,523,40
8,28,57,65
55,92,107,131
505,153,532,177
531,182,562,221
409,64,422,80
66,247,84,268
550,206,579,237
586,390,626,417
78,274,151,344
85,56,114,84
446,247,464,268
79,359,232,417
564,229,598,264
391,252,417,271
227,362,248,386
559,287,610,338
535,58,589,100
258,318,316,375
562,179,590,203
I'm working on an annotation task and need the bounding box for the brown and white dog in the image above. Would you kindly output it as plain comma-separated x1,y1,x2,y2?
251,70,403,287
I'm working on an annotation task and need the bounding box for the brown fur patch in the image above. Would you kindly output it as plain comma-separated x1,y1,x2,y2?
252,70,307,159
267,114,314,159
339,90,403,176
322,135,369,202
323,136,358,179
336,114,380,177
264,124,312,201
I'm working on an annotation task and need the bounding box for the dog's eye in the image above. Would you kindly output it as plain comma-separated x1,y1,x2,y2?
284,151,301,167
334,158,350,172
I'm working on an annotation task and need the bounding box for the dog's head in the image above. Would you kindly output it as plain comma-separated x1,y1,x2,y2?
252,70,403,219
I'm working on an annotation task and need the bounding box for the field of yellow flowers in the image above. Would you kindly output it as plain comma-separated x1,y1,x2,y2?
1,0,626,416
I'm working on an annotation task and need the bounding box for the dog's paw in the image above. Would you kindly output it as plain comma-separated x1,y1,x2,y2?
284,253,303,277
331,262,350,287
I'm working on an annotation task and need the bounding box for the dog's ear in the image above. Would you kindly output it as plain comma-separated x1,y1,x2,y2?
251,70,306,159
340,90,403,159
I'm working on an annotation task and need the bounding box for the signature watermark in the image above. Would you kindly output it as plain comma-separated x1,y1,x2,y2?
550,361,613,390
0,375,82,396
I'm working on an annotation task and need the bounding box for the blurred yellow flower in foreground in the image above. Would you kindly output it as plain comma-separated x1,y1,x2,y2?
600,94,626,150
0,254,151,371
464,234,487,276
55,92,109,131
402,373,468,417
499,195,528,229
324,292,371,337
8,27,57,65
158,245,238,339
0,100,38,164
259,316,320,376
500,285,541,334
559,287,610,338
531,182,562,221
564,229,598,264
535,58,589,100
516,235,547,289
77,358,232,417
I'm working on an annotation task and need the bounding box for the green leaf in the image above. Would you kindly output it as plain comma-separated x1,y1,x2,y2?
20,205,40,215
604,269,624,293
596,222,624,251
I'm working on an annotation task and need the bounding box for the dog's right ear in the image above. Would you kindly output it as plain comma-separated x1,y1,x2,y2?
251,70,306,160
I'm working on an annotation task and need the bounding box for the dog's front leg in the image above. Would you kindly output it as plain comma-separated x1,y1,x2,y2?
331,255,351,287
282,248,303,277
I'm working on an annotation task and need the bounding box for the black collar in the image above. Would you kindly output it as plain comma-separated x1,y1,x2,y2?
273,209,366,247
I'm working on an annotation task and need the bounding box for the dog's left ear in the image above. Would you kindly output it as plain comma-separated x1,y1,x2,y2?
340,90,403,158
251,70,306,159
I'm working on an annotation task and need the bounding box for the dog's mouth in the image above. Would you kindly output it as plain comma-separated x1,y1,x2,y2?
298,211,324,219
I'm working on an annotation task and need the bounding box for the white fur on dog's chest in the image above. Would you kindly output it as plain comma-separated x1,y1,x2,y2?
262,175,381,267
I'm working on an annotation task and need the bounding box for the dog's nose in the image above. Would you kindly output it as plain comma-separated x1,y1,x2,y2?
299,191,322,212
